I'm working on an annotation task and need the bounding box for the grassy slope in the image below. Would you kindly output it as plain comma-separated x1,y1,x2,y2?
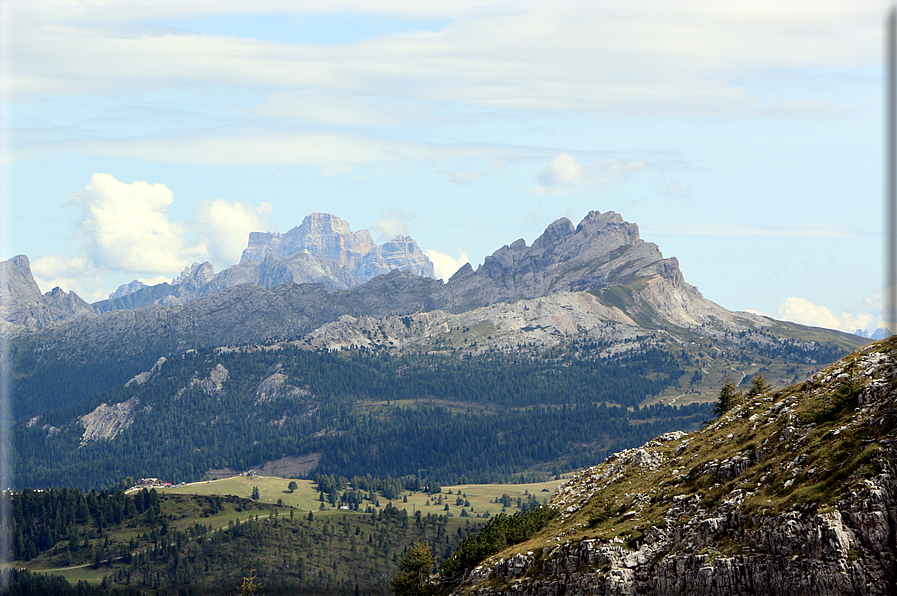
18,477,564,592
454,335,895,591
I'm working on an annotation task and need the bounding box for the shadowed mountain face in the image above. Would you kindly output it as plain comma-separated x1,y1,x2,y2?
0,255,92,327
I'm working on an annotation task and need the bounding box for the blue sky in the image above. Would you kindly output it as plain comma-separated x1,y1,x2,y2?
1,0,892,334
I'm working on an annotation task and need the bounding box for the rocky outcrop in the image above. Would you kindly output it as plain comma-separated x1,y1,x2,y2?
0,255,93,327
125,357,168,387
451,338,897,596
78,396,141,445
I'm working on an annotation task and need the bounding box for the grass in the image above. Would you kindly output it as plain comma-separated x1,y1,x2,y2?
158,475,563,520
18,476,567,594
156,475,322,511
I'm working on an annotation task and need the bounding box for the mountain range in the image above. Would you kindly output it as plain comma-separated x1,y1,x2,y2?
2,210,869,490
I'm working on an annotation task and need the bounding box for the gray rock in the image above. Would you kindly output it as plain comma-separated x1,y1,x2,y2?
241,212,433,282
0,255,92,327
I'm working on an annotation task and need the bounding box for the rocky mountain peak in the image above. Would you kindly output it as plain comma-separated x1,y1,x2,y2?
0,254,43,304
241,213,432,282
109,279,148,300
241,213,376,267
0,255,92,327
444,210,667,312
172,262,216,289
530,217,575,250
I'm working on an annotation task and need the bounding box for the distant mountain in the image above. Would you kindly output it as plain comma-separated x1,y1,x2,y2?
439,335,897,596
242,212,433,282
856,327,893,340
92,213,434,313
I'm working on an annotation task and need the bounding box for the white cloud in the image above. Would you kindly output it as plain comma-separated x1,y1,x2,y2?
535,154,646,193
40,134,548,169
7,1,882,119
425,249,469,281
30,254,108,302
776,296,876,333
193,199,274,266
68,173,207,274
536,153,583,188
370,209,412,241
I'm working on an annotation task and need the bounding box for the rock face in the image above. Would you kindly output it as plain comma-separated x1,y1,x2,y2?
0,255,93,327
241,212,434,282
441,211,729,327
449,337,897,596
78,396,141,445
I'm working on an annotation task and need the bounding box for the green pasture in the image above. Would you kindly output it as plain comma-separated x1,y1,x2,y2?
161,474,564,518
158,475,321,511
33,564,103,585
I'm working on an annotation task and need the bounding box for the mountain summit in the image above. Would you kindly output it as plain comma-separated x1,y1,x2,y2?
241,212,433,282
88,213,434,314
443,210,718,326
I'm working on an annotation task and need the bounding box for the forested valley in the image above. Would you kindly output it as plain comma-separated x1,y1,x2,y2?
15,344,712,490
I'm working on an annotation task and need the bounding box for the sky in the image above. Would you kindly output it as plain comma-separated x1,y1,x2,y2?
0,0,893,335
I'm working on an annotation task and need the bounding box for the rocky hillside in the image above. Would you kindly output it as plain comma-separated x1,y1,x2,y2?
446,336,896,596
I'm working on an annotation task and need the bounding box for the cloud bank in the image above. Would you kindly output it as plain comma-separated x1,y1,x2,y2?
776,296,877,334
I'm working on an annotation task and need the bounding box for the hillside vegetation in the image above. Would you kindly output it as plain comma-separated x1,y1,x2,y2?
7,472,562,594
431,336,896,595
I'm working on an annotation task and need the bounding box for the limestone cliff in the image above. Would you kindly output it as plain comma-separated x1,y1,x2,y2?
448,337,896,596
94,213,435,313
241,213,434,281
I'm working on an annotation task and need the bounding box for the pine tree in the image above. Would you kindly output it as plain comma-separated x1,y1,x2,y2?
713,376,742,418
235,568,263,596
